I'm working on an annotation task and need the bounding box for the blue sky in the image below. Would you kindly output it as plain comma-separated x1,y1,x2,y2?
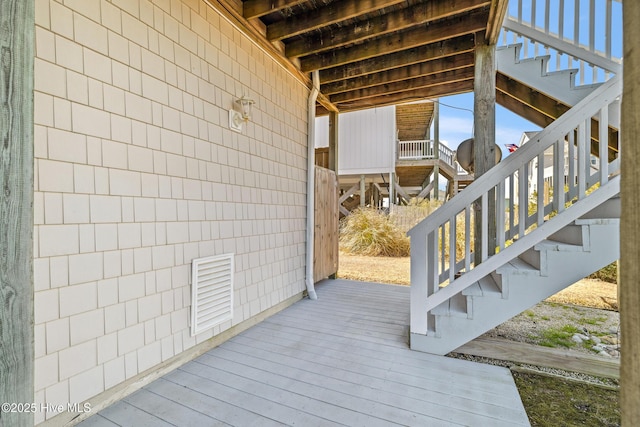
438,0,623,160
436,92,541,160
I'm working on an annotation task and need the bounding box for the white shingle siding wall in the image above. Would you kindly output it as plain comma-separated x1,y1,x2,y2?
33,0,308,421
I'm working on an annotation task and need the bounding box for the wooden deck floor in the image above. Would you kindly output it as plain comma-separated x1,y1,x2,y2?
79,279,530,426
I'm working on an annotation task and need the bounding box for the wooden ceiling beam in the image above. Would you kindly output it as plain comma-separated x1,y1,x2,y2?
497,75,618,159
496,72,569,123
334,80,474,112
285,0,490,58
486,0,510,44
495,90,554,128
266,0,406,41
243,0,309,19
319,33,481,84
322,52,475,95
300,9,489,72
329,67,475,104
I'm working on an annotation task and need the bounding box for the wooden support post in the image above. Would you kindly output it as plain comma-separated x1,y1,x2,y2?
433,100,440,201
388,172,395,206
328,111,339,174
0,1,35,426
473,43,497,265
328,111,339,279
359,175,366,207
621,2,640,423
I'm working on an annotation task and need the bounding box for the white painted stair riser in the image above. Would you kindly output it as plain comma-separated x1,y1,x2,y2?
412,220,619,355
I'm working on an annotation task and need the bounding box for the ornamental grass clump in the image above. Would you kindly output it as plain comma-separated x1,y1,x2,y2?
339,208,410,257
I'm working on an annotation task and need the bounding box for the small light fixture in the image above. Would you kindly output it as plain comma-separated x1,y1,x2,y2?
235,95,255,120
229,94,255,132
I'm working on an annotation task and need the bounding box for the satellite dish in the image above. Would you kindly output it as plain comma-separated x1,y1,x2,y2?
454,138,502,174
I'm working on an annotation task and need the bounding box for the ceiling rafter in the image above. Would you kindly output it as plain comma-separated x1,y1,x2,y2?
335,80,475,113
299,9,489,72
243,0,309,19
228,0,515,116
486,0,510,43
266,0,406,42
319,33,481,85
285,0,490,58
322,52,476,96
329,67,475,104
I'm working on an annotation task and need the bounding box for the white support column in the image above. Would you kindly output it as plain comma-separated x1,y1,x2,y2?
359,175,366,207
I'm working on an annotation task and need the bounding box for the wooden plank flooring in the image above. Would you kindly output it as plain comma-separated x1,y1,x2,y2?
456,336,620,379
79,279,530,426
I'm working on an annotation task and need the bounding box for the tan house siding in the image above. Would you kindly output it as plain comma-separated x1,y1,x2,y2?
33,0,309,421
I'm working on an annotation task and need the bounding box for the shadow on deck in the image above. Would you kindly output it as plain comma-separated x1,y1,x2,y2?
79,279,530,426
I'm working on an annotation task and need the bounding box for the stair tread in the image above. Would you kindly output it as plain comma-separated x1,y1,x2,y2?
575,218,620,225
496,257,540,275
534,239,584,252
462,276,501,297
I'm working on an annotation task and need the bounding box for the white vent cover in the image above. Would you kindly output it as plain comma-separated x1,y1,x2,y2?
190,254,234,336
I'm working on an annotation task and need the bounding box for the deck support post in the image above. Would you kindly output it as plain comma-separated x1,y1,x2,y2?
389,172,395,206
621,1,640,423
0,1,35,425
359,175,366,207
473,43,498,265
328,112,339,279
328,111,339,174
433,100,440,201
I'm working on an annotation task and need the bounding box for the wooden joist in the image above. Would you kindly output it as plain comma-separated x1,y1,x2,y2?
322,52,475,96
300,10,489,72
219,0,503,114
329,67,475,104
267,0,406,41
286,0,489,58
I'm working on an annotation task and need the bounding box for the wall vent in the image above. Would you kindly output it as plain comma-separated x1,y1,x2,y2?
190,253,234,336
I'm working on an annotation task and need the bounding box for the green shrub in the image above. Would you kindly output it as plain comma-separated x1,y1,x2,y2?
588,261,617,283
339,208,410,257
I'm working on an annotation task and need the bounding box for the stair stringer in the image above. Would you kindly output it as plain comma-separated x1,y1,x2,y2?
497,44,601,107
410,220,619,356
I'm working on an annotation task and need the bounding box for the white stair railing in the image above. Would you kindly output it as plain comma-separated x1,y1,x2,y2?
408,75,621,336
501,0,622,85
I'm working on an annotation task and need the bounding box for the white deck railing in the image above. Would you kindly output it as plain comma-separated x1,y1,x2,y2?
398,140,456,166
501,0,622,85
408,75,621,336
397,140,435,159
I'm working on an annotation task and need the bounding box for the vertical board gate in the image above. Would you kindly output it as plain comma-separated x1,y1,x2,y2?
314,166,339,282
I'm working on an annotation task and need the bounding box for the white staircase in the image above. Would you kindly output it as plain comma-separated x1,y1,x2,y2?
496,44,601,107
498,0,622,107
408,71,621,355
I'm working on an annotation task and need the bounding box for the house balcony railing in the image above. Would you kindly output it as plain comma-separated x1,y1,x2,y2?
398,140,470,177
397,140,455,164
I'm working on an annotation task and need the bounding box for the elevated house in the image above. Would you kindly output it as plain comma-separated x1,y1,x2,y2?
2,0,639,425
315,102,473,215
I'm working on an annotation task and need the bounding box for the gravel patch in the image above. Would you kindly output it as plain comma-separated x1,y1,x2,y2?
449,299,621,387
482,300,620,358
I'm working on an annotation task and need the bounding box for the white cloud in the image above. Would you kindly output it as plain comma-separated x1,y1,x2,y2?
438,116,474,149
496,126,527,146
